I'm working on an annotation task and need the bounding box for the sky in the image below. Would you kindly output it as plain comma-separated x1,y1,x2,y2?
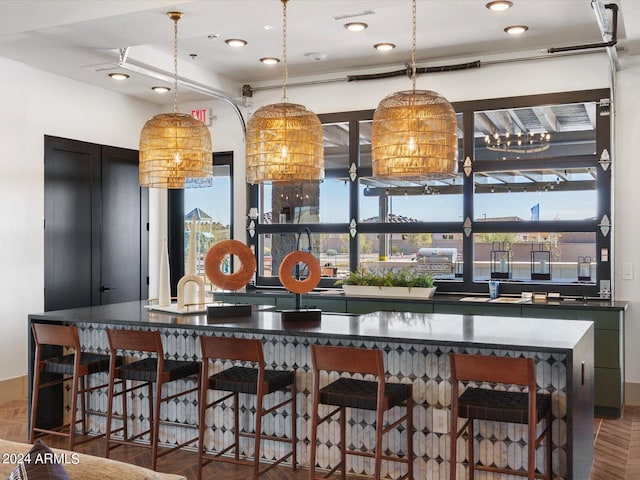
183,175,596,226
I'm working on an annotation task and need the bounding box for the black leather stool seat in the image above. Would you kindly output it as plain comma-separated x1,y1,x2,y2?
117,357,201,382
43,352,120,375
458,387,551,424
319,377,412,411
208,366,294,394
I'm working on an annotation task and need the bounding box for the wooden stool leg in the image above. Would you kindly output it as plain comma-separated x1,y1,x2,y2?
151,381,162,471
291,381,297,470
29,351,43,444
308,388,320,480
468,420,474,480
254,392,263,480
374,406,383,480
450,391,458,480
197,382,207,480
122,380,129,441
80,376,87,435
234,392,240,461
340,406,346,480
407,397,414,480
105,372,115,458
528,421,535,480
68,369,80,451
546,410,552,479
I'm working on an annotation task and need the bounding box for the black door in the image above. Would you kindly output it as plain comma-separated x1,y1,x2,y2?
101,146,148,304
44,136,148,310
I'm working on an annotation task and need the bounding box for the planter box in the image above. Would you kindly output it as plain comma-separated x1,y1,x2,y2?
342,285,436,299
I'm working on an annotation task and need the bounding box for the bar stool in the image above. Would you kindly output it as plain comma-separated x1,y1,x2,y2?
104,329,201,471
449,353,552,480
198,335,296,480
30,323,117,450
309,344,413,480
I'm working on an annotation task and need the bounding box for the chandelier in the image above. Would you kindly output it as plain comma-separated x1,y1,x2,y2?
139,12,212,189
245,0,324,184
371,0,458,181
484,131,551,154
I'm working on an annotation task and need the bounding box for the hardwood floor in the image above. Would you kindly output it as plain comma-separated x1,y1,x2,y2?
1,399,638,479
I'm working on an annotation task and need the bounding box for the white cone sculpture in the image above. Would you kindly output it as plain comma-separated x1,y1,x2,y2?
158,237,171,306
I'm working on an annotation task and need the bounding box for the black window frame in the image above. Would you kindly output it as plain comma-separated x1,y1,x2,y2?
248,88,611,297
168,151,234,293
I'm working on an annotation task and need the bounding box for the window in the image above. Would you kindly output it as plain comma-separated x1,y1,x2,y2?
168,152,233,296
249,90,611,296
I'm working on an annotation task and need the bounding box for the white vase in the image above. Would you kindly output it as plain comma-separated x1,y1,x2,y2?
158,238,171,306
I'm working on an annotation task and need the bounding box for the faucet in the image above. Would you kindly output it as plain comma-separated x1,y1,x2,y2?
293,227,312,310
296,227,312,252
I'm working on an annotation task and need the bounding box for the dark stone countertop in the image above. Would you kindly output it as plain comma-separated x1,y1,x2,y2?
29,300,593,353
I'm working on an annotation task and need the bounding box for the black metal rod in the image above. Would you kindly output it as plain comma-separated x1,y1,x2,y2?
547,3,617,54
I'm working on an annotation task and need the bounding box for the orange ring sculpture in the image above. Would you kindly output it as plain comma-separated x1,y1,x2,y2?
204,240,256,291
278,250,321,294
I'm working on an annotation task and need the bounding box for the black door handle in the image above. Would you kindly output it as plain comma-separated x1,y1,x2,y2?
100,285,116,292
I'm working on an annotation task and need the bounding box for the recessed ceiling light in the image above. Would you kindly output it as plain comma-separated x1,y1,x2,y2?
344,22,368,32
225,38,247,47
504,25,528,34
108,72,129,80
374,43,396,51
263,24,274,31
151,86,171,93
260,57,280,65
486,1,513,11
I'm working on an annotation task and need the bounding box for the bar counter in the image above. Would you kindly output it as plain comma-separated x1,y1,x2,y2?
28,301,594,479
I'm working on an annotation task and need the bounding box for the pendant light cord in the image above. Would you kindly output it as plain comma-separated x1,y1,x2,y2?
167,12,183,114
411,0,417,92
281,0,289,103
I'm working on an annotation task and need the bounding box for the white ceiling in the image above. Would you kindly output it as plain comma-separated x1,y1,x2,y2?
0,0,635,105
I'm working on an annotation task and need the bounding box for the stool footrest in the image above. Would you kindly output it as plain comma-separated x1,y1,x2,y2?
383,411,409,433
475,464,547,478
317,406,341,425
162,384,199,402
237,431,295,444
262,396,293,416
155,436,199,458
347,449,411,464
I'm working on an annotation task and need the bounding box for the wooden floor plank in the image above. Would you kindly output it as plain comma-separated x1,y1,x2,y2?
1,400,638,479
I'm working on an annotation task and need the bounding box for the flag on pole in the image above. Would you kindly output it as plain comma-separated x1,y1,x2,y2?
530,203,540,221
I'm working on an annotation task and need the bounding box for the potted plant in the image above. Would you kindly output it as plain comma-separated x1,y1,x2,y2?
335,269,436,299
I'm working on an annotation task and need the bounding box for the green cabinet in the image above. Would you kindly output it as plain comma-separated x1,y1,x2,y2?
433,303,520,317
521,305,624,417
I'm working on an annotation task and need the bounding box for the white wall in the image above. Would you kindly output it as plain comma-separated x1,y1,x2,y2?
0,57,160,381
614,57,640,388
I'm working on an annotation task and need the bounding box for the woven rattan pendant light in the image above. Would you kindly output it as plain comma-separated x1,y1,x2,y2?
245,0,324,184
371,0,457,181
139,12,212,188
